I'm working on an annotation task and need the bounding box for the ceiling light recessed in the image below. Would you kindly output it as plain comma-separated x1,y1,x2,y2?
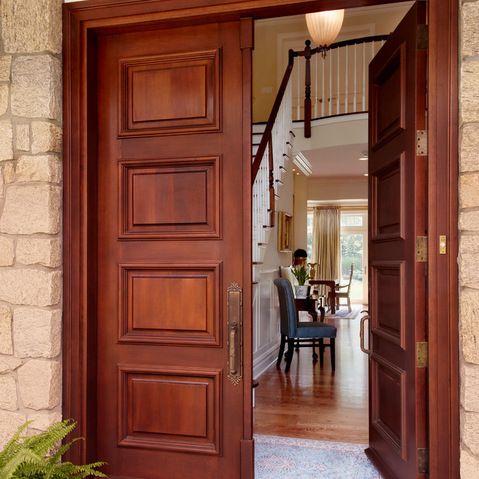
363,173,369,177
358,156,368,161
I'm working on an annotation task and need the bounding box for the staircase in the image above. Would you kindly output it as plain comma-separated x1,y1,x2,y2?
252,81,293,279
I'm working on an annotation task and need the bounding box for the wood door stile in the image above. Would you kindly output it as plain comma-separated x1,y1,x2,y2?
63,0,458,477
367,3,427,478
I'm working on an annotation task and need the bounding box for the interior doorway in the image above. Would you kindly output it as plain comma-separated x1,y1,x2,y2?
251,3,430,477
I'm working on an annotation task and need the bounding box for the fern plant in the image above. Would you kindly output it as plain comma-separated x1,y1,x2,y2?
0,420,106,479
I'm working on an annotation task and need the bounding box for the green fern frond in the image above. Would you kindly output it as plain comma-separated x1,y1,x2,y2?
0,420,106,479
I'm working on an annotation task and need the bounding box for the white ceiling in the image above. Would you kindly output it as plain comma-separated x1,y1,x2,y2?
301,143,368,177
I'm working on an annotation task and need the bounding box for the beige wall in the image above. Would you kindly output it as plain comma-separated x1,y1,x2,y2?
0,0,63,446
459,0,479,476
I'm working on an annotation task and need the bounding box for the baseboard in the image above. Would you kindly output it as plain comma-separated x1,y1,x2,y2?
253,343,279,379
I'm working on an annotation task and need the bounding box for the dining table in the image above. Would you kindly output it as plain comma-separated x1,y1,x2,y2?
308,279,337,314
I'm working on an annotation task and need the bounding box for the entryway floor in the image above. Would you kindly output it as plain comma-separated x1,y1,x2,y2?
254,304,368,443
255,435,382,478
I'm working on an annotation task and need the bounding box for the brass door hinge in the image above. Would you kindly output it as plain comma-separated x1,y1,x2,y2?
416,236,428,262
417,342,428,369
418,447,429,474
416,130,428,155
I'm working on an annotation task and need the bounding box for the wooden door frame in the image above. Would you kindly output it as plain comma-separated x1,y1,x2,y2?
63,0,458,477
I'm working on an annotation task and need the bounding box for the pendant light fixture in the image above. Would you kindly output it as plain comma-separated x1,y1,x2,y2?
305,9,345,57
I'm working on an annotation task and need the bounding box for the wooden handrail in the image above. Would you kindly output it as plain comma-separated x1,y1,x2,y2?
252,49,295,184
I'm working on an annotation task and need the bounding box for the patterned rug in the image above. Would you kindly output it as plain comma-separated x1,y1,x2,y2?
255,435,382,479
325,304,362,319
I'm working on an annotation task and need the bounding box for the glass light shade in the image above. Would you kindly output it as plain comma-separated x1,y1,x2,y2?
305,9,345,48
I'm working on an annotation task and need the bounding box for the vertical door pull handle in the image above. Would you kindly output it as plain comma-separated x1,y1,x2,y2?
227,283,243,385
360,311,371,355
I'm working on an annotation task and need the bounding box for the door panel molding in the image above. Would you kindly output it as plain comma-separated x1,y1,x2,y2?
63,0,458,477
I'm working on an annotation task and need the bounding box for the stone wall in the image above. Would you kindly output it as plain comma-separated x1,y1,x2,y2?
460,0,479,476
0,0,63,446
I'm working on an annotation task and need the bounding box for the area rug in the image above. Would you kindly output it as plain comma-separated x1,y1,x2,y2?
325,304,362,319
255,435,382,479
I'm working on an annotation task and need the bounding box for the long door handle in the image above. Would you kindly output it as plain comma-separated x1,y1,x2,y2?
360,312,371,355
227,283,243,385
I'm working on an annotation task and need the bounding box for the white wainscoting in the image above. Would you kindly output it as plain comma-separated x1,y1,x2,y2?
253,268,281,379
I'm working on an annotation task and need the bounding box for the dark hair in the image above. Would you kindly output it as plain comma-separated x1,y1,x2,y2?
293,249,307,257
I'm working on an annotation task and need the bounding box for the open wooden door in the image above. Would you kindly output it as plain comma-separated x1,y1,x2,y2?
367,2,427,478
94,19,253,479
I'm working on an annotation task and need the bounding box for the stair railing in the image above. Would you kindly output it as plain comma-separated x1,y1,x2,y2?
252,49,295,187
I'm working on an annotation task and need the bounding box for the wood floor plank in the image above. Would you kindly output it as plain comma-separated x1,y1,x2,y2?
254,311,369,444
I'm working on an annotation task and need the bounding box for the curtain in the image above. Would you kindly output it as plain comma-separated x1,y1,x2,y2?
311,207,341,292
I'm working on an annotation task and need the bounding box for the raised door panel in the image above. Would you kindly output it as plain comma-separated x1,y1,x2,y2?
120,157,220,239
118,367,221,454
119,49,220,137
119,264,221,346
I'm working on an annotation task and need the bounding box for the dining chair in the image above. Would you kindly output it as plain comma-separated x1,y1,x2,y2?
273,278,337,373
335,263,354,312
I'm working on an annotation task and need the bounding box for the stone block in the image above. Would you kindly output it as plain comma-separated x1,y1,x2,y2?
0,356,22,373
16,155,61,183
1,0,62,54
461,123,479,173
2,161,14,183
0,410,25,449
0,184,61,234
461,447,479,479
461,61,479,124
18,359,61,410
460,173,479,209
0,374,17,411
460,210,479,232
0,269,61,306
17,237,61,268
31,121,62,154
0,305,13,355
11,55,61,120
0,119,13,161
0,235,14,266
463,411,479,456
14,308,61,358
462,2,479,58
463,364,479,413
461,289,479,364
0,84,9,116
0,56,11,82
15,124,30,152
460,253,479,287
28,411,62,432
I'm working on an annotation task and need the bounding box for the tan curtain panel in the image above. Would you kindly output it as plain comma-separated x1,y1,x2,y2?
312,207,341,286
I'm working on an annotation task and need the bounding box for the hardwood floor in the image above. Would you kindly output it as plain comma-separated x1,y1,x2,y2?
253,307,369,444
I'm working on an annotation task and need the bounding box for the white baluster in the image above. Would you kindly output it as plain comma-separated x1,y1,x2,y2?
354,43,357,113
362,42,366,111
314,53,318,119
345,45,349,114
336,47,340,115
329,50,332,116
321,54,325,118
297,59,301,120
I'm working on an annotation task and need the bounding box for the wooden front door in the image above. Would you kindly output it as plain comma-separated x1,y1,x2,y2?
367,2,427,478
95,20,252,479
